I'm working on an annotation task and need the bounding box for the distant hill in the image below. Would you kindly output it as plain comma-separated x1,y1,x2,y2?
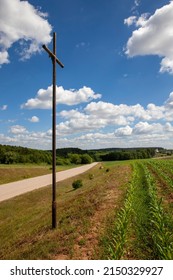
0,144,171,165
0,144,51,164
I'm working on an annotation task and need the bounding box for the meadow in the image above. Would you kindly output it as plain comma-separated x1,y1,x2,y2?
0,164,80,184
0,159,173,260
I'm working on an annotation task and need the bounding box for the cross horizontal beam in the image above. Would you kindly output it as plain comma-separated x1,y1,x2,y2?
42,44,64,68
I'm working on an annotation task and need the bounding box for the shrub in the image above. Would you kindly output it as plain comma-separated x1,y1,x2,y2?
81,154,92,164
89,174,94,180
72,179,83,190
69,154,82,164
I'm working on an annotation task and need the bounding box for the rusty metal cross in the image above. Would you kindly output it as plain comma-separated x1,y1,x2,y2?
42,32,64,229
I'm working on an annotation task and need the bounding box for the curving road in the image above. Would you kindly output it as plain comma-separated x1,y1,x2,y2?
0,162,98,202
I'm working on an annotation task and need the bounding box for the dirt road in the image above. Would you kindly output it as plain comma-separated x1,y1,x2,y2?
0,162,98,202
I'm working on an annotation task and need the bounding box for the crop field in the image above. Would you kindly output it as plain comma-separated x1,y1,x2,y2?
0,159,173,260
106,159,173,260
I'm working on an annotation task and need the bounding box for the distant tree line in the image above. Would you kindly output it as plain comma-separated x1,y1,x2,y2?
0,145,52,164
68,153,92,164
56,148,86,157
0,145,93,165
100,148,156,161
0,145,165,165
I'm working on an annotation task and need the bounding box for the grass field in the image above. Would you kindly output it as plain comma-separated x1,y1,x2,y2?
0,164,80,184
0,159,173,260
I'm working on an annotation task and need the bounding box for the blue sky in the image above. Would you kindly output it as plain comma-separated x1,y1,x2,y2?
1,0,173,150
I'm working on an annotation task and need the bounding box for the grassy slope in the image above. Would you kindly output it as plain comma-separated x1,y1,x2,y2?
0,164,80,184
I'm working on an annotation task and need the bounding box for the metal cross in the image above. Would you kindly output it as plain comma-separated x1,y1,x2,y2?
42,32,64,229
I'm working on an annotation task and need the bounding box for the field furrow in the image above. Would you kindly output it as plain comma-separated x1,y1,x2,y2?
105,160,173,260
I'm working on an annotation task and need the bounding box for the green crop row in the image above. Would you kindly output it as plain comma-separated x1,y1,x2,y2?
108,164,138,259
107,160,173,260
147,160,173,190
142,163,173,259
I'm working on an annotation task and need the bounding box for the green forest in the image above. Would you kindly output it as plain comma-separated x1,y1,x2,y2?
0,144,170,165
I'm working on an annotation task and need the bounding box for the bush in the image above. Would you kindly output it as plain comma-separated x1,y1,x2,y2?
89,173,94,180
56,158,71,165
69,154,82,164
72,179,83,190
81,154,92,164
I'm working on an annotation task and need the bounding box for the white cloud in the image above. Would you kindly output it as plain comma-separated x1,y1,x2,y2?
0,0,52,65
115,125,133,136
85,101,146,120
165,122,173,132
28,116,39,123
133,122,163,135
125,13,150,27
6,125,52,149
3,92,173,150
145,103,164,121
131,0,141,13
164,92,173,108
0,51,9,65
21,85,101,109
10,125,28,134
124,16,137,26
0,104,7,111
125,1,173,74
57,117,107,136
0,133,17,144
55,92,173,139
57,104,131,136
55,97,165,137
163,92,173,121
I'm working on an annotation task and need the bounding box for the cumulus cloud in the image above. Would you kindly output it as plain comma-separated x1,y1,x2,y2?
0,0,52,65
133,122,163,135
0,133,17,144
56,92,173,138
165,122,173,132
28,116,39,123
124,16,137,26
115,125,133,136
85,101,146,120
124,13,150,27
57,104,131,136
164,92,173,108
125,1,173,74
0,51,9,65
10,125,28,134
21,86,101,109
4,92,173,149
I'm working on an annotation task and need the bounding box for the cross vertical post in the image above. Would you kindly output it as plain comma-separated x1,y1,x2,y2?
52,32,57,229
42,32,64,229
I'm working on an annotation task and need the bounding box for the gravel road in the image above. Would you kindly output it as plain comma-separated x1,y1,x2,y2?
0,162,98,202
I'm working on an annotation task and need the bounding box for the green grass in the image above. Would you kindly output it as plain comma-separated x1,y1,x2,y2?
0,163,81,184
